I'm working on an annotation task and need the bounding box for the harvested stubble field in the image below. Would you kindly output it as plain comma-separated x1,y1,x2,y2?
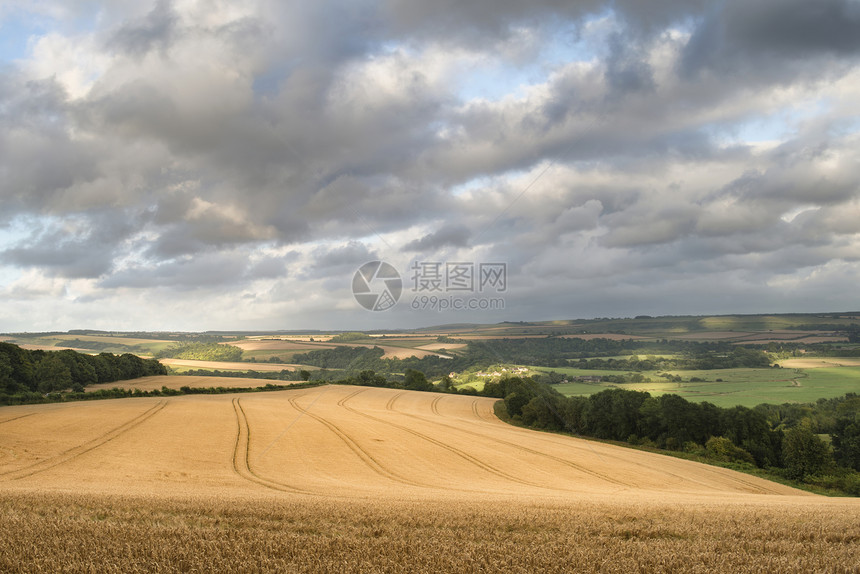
1,385,858,573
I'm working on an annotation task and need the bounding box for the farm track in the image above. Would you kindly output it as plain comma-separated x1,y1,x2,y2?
287,392,430,489
230,399,308,494
0,400,167,481
338,389,553,491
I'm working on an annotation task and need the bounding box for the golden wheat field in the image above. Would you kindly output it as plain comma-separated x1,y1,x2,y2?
1,385,859,572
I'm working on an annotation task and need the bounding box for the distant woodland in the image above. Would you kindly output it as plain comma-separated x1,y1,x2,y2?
0,343,166,401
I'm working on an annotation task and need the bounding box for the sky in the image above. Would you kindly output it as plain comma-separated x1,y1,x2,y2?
1,0,860,332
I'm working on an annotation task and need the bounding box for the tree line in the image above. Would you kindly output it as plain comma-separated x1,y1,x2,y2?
0,342,166,402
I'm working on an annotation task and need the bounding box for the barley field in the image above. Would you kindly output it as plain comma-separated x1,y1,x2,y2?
1,385,858,572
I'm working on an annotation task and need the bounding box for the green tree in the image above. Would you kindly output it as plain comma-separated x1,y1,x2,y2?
504,392,530,418
831,417,860,471
438,375,454,392
520,396,563,430
0,352,15,394
782,425,832,480
705,436,755,465
403,369,433,392
34,355,73,393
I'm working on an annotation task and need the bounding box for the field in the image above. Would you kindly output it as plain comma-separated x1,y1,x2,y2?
226,337,453,360
160,358,310,372
1,385,859,571
2,334,176,355
542,366,860,408
85,375,309,392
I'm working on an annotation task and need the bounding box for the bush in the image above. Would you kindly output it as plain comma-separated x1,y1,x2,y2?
804,470,860,496
705,436,755,465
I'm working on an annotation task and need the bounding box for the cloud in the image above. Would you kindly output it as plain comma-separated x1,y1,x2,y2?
680,0,860,81
1,0,860,330
401,224,471,252
106,0,178,59
0,214,132,278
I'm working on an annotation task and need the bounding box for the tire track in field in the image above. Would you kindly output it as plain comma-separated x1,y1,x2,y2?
658,455,785,495
471,400,485,421
339,389,554,491
1,400,167,481
231,398,309,494
430,395,443,416
288,392,430,489
385,392,404,412
452,416,708,492
433,400,699,491
0,412,35,426
447,407,780,495
403,394,741,493
491,423,777,493
389,397,630,489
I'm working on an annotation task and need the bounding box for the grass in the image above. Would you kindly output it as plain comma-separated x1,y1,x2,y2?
538,365,860,408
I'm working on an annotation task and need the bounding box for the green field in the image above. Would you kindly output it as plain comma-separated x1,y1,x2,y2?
540,365,860,408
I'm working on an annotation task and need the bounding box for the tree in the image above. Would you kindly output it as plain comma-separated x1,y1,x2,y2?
438,375,454,392
782,425,832,480
34,355,73,393
504,392,530,418
403,369,433,392
831,417,860,471
705,436,755,465
0,352,15,394
520,396,563,430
